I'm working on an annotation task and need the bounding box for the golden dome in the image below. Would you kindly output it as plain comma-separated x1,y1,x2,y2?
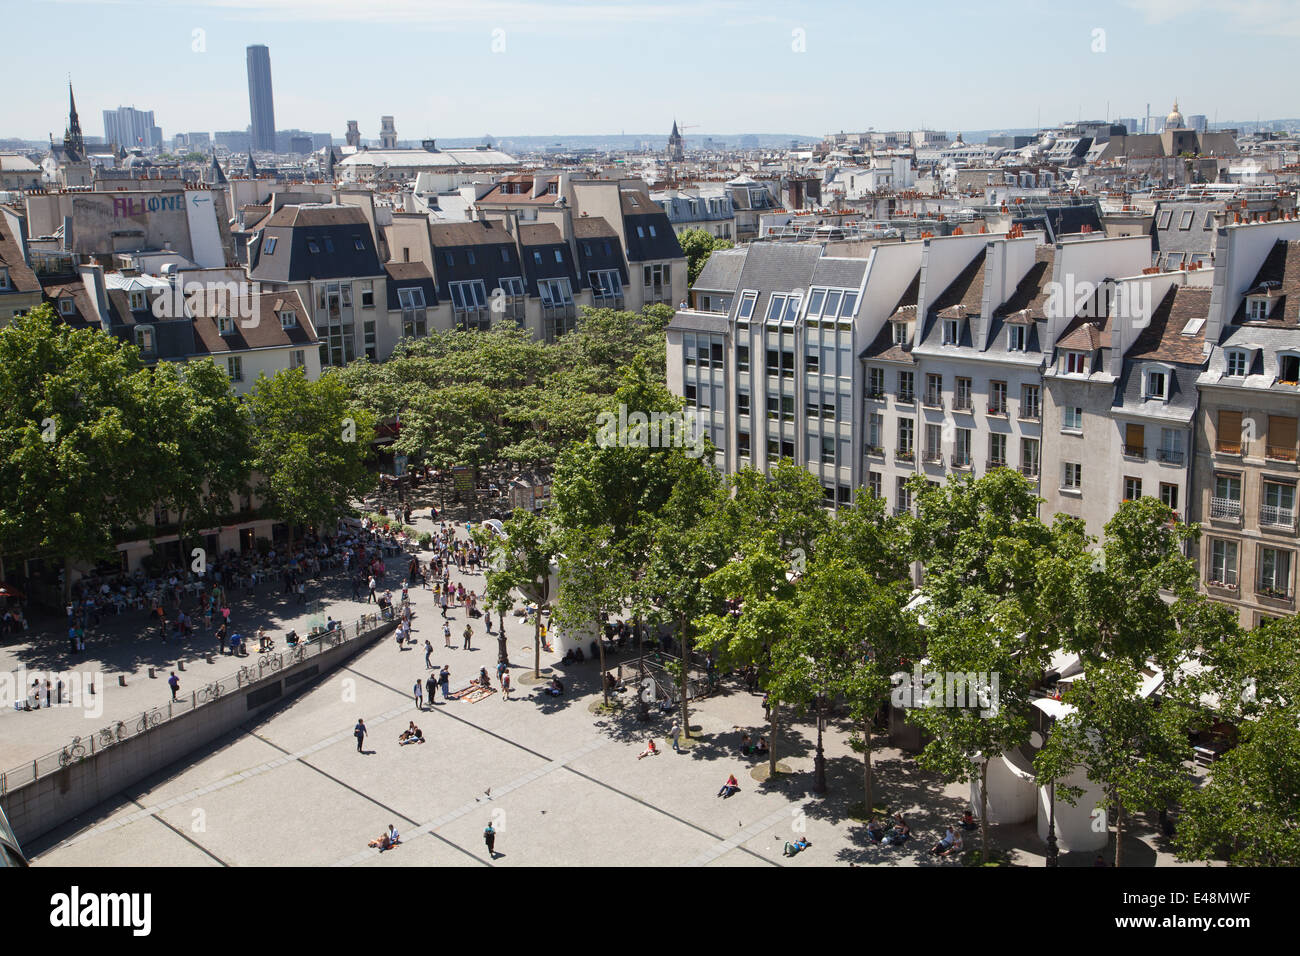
1165,100,1186,130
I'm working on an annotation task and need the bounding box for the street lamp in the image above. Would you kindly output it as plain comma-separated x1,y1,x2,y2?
813,692,827,794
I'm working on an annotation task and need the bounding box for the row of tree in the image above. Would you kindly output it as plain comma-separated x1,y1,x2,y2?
481,371,1300,866
0,306,376,601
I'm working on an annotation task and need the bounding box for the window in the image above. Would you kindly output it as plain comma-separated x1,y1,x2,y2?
263,236,277,255
953,428,972,467
897,419,914,458
58,297,75,316
867,413,883,452
353,235,365,251
1124,476,1142,501
648,225,657,238
278,310,297,329
1021,384,1040,420
1160,482,1179,512
129,290,147,312
443,251,454,267
1210,540,1238,587
363,318,377,361
1145,369,1168,400
892,321,908,345
217,315,235,335
1262,481,1297,528
954,377,972,411
1226,350,1247,376
737,291,757,320
896,477,912,513
1062,462,1082,490
134,325,154,352
589,270,623,304
323,237,335,254
1267,415,1297,461
924,374,943,406
821,435,836,465
1258,548,1293,598
539,277,574,305
1124,423,1146,459
925,424,943,462
290,349,306,369
943,319,960,345
1246,297,1269,321
737,390,750,416
808,289,825,317
868,472,882,498
361,281,374,309
1178,209,1194,230
306,238,320,254
1212,473,1242,520
1062,406,1082,432
989,381,1007,415
736,344,750,373
450,280,487,311
1217,410,1243,454
1008,325,1026,351
898,371,914,404
1280,354,1300,385
1157,209,1173,230
1158,428,1185,464
1063,351,1087,374
989,433,1007,467
1021,438,1040,477
227,356,243,381
636,226,645,239
805,344,819,374
397,287,427,337
868,367,885,398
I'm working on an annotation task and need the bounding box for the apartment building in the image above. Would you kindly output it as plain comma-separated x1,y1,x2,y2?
652,186,736,240
1193,220,1300,625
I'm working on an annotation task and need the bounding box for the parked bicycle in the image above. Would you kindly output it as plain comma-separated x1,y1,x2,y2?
58,736,87,767
197,681,225,704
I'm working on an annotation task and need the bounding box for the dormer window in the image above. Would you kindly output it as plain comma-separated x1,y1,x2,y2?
1280,354,1300,386
1009,325,1027,351
263,236,277,255
1246,296,1270,321
0,267,9,290
217,315,236,335
943,319,961,345
892,321,908,345
58,297,75,316
306,238,320,254
1145,368,1168,401
129,290,147,312
134,326,155,353
353,236,365,251
1063,350,1088,374
279,310,297,329
737,291,757,320
1226,350,1248,377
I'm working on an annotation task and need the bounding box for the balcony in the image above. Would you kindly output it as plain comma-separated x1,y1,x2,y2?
897,391,915,405
953,396,973,412
1209,497,1243,521
896,449,915,462
1205,578,1240,596
864,444,884,457
922,449,942,464
866,389,886,401
1215,440,1242,456
1123,444,1148,461
1156,447,1185,465
1019,464,1040,478
923,396,945,410
1266,444,1298,463
1260,504,1298,531
1256,583,1295,606
951,454,972,470
987,403,1008,418
1019,407,1041,422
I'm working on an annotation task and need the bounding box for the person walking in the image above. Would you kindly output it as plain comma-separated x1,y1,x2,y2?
501,672,511,701
670,720,682,753
439,665,451,700
443,621,452,649
483,822,496,859
462,624,472,650
354,718,367,753
484,608,492,633
168,672,180,702
413,679,424,710
424,640,434,668
440,592,448,619
426,673,438,707
351,574,361,602
368,575,378,604
297,581,307,605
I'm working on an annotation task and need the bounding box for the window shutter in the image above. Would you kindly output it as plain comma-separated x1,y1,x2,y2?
1268,415,1297,450
1126,423,1145,449
1219,410,1242,443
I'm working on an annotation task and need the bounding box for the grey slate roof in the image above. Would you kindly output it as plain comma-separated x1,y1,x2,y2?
810,256,868,290
249,205,384,282
693,248,747,292
731,242,823,321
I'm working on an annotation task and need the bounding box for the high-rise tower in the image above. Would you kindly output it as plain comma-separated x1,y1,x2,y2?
246,44,276,152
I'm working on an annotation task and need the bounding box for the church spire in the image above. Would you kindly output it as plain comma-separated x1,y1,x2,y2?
63,80,84,158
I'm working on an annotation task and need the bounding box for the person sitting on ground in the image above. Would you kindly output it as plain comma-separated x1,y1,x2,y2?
882,820,911,847
755,735,770,755
478,667,492,689
740,732,753,755
936,828,963,857
961,809,978,831
866,817,885,843
931,826,957,856
398,721,423,744
783,837,811,857
717,773,740,798
546,677,563,697
638,740,659,760
285,629,300,647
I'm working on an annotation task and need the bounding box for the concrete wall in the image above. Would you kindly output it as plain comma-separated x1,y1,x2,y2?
1,620,396,846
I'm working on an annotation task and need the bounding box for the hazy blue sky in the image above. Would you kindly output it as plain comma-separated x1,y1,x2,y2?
4,0,1297,141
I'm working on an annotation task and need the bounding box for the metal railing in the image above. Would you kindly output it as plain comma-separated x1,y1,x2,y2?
1210,497,1243,521
1123,444,1148,460
0,610,401,796
1266,444,1298,462
1156,447,1185,465
1216,440,1242,455
1260,504,1298,530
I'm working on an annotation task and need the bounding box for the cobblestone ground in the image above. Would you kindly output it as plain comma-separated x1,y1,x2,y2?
8,502,1199,868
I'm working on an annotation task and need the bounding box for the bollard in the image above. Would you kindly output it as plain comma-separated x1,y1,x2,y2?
178,660,185,671
88,682,95,696
118,675,126,687
148,667,156,679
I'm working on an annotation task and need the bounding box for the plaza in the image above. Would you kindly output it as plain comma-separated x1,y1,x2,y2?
6,513,1189,868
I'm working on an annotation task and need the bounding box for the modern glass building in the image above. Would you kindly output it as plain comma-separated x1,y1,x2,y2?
246,44,276,153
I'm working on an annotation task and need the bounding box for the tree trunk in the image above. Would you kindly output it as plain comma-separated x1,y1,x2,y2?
862,714,874,815
598,620,609,706
677,612,691,739
768,698,781,776
979,757,991,863
532,608,541,678
1113,798,1125,868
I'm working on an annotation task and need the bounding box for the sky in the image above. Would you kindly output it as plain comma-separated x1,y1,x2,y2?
2,0,1297,142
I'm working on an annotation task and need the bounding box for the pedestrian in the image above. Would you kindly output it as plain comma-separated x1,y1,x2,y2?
368,575,378,604
354,718,367,753
462,624,472,650
501,672,511,701
168,672,180,702
425,640,433,668
440,593,448,619
671,720,682,753
414,679,424,709
426,674,438,707
351,575,361,602
443,621,452,649
297,581,306,605
496,660,507,684
439,665,451,700
484,822,496,859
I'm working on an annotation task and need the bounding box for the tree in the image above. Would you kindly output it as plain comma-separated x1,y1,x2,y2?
552,522,628,706
144,359,253,566
480,508,558,678
677,228,734,286
246,368,375,548
1035,656,1194,867
0,306,159,601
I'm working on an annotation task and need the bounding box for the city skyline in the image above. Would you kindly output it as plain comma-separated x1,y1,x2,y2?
2,0,1297,142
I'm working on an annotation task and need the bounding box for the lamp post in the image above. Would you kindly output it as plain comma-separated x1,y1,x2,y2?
813,692,827,794
1046,777,1060,867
